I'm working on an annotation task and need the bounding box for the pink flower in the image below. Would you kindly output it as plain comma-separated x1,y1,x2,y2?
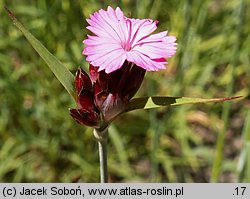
83,6,177,73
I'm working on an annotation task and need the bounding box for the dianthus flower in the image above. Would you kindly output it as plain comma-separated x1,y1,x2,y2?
70,6,177,129
83,6,177,73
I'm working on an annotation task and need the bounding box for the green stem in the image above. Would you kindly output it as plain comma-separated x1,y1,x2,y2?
93,128,108,183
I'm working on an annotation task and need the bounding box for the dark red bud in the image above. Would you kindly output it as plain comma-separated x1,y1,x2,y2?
75,67,92,95
69,108,100,128
108,66,126,93
75,62,146,123
70,67,102,128
90,62,145,121
123,65,146,100
90,65,110,112
77,89,96,110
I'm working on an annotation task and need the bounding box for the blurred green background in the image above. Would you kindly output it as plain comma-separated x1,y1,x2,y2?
0,0,249,182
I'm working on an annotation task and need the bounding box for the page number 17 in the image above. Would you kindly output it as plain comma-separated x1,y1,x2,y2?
234,187,246,196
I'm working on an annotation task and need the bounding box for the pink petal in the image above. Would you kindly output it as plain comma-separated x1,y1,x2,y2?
86,7,126,43
83,35,119,47
98,51,126,73
132,32,177,59
128,18,158,47
126,51,166,71
115,7,124,20
107,7,128,42
84,44,125,69
86,26,115,40
133,39,177,59
104,56,127,73
137,31,169,43
83,43,122,55
86,47,126,73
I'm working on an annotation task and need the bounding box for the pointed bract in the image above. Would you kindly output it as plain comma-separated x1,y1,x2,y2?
69,108,100,128
70,67,101,128
99,93,126,122
75,67,92,95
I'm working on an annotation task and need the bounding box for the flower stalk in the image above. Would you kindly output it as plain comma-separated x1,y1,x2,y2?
93,128,109,183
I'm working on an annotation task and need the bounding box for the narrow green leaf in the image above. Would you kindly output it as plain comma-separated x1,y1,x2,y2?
125,96,242,113
5,6,75,99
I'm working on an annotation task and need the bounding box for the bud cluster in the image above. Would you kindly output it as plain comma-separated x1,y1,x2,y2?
70,62,145,129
